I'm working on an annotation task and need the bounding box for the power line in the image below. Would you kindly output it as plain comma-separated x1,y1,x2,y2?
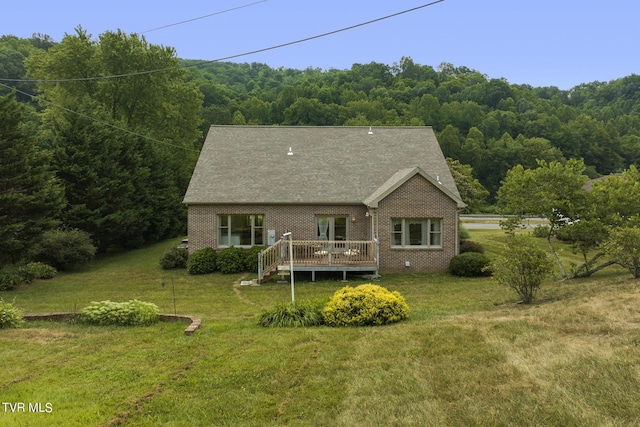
0,81,199,152
140,0,268,34
0,0,446,84
0,0,446,152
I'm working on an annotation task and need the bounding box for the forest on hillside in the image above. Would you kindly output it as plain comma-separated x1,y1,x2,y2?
1,30,640,258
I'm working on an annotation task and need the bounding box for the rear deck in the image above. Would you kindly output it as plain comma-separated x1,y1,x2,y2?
258,240,378,283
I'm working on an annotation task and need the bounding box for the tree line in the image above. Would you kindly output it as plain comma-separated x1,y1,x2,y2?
1,29,640,267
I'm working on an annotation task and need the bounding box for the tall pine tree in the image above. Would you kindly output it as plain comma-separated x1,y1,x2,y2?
0,93,64,267
27,28,202,250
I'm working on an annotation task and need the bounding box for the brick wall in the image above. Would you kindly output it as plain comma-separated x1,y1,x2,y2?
186,175,460,273
376,174,459,272
187,204,370,252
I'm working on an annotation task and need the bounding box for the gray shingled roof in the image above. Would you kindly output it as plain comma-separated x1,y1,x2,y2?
183,126,462,205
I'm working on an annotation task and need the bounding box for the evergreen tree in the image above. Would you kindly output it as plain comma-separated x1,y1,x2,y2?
0,93,64,267
27,28,202,250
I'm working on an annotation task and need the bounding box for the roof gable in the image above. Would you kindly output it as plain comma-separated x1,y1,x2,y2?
183,126,462,205
364,167,466,208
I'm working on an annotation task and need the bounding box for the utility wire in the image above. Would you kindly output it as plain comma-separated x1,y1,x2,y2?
0,0,446,83
141,0,268,34
0,81,199,152
0,0,445,151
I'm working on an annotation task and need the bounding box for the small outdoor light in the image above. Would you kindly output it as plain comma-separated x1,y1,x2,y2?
161,276,177,317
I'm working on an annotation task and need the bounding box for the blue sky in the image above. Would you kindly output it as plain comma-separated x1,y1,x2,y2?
4,0,638,89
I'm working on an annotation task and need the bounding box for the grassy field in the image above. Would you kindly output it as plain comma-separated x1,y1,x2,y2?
2,230,640,426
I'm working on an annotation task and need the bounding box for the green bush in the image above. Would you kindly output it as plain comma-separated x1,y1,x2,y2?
160,247,188,270
322,284,409,327
449,252,492,277
244,246,267,273
459,240,485,254
217,246,245,274
0,272,22,291
18,262,57,284
79,300,159,326
187,248,217,275
258,299,325,327
532,225,551,238
492,235,554,304
0,299,23,329
459,224,470,242
30,228,96,270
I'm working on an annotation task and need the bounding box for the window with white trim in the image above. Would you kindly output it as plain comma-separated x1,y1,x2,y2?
391,218,442,248
316,216,347,241
217,215,264,247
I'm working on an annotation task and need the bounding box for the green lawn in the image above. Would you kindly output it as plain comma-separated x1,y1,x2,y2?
2,231,640,426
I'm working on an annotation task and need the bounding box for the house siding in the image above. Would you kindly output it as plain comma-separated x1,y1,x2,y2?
187,204,371,252
376,174,459,272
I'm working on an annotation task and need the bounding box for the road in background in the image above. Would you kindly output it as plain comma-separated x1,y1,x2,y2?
460,215,546,230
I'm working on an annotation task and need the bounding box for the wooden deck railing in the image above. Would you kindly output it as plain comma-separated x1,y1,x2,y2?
258,238,285,281
258,240,376,282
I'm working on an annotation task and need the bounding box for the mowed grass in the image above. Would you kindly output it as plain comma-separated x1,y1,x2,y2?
2,232,640,426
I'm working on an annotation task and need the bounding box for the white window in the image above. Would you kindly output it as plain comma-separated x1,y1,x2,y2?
391,218,442,248
218,215,264,247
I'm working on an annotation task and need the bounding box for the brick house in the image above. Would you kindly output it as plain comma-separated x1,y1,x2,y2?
183,125,465,281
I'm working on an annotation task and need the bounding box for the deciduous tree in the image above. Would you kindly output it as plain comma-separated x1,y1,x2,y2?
497,159,588,277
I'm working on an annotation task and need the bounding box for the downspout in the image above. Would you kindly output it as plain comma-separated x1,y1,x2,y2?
372,207,380,278
455,209,460,255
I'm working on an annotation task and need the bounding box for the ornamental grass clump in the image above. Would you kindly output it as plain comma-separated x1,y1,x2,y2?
80,300,159,326
258,299,325,327
323,284,409,327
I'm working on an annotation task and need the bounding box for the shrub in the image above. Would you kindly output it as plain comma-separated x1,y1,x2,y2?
258,299,325,327
0,272,22,291
160,247,188,270
30,228,96,270
459,224,470,242
244,246,267,273
532,224,550,238
0,299,23,329
187,248,217,275
603,227,640,278
18,262,57,284
322,284,409,327
217,246,245,274
492,235,554,304
449,252,492,277
79,300,159,326
459,240,485,254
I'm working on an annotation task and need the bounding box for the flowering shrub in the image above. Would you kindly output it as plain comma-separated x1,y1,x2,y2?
323,284,409,326
80,300,159,326
0,299,23,329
